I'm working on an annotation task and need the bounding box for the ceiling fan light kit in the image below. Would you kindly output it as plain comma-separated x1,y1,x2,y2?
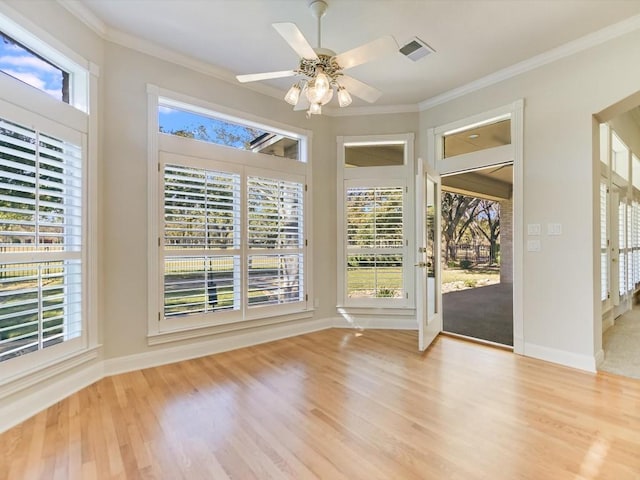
235,0,397,117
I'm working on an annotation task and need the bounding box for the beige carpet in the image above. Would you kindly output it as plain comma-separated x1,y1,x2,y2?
600,308,640,379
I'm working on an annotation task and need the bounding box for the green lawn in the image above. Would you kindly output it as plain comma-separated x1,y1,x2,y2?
441,266,499,292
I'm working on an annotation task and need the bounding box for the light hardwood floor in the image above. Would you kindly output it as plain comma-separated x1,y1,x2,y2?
2,329,640,479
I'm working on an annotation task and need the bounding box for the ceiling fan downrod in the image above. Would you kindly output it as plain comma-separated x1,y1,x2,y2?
309,0,328,49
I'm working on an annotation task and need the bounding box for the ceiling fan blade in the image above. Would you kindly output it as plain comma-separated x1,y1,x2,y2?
236,70,297,83
335,35,398,70
339,75,382,103
273,22,318,60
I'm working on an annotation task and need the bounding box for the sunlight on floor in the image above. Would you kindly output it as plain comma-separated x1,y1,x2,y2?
577,436,610,479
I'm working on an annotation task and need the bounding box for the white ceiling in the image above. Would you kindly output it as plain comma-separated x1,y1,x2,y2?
66,0,640,109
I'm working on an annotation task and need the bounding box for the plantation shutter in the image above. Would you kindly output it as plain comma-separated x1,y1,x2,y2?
0,116,83,362
619,201,626,297
162,163,241,318
247,176,304,307
345,186,404,299
600,181,608,302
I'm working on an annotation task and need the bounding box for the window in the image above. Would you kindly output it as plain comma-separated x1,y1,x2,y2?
612,133,629,181
0,31,69,102
247,176,304,306
0,10,94,393
159,103,300,160
0,116,83,362
600,181,608,302
151,93,310,338
619,200,627,297
337,134,414,309
443,118,511,158
163,164,241,318
345,144,404,167
346,186,404,298
633,202,640,288
0,13,89,112
633,154,640,190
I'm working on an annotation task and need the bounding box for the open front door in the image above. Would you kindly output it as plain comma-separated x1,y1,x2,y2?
416,158,442,351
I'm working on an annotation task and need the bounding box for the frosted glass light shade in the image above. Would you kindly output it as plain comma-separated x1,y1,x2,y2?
337,86,352,107
320,87,334,105
284,84,301,105
306,68,330,104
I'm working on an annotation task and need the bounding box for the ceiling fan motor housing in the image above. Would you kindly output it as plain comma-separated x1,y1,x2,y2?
298,52,341,84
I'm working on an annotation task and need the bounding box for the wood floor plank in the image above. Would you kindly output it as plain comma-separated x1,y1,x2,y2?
3,329,640,479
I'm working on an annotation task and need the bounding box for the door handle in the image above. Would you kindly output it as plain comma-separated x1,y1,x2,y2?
415,262,427,268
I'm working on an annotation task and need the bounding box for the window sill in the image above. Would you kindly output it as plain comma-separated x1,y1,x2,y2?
148,309,315,346
0,345,101,400
336,305,416,316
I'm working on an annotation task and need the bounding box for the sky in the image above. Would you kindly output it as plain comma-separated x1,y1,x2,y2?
0,33,64,101
158,106,268,150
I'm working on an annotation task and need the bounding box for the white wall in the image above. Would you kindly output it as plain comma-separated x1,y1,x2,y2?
420,28,640,370
101,41,342,359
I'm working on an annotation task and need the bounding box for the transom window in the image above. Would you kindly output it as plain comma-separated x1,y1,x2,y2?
443,118,511,158
159,101,301,160
0,31,70,103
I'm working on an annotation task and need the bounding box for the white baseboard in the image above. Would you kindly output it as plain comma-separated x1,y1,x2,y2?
105,316,332,376
524,342,597,372
331,315,418,330
1,317,332,434
513,335,524,355
0,362,103,434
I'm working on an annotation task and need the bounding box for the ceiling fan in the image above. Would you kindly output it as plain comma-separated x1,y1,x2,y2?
236,0,398,117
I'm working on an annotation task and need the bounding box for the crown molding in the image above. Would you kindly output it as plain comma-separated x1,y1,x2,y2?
57,0,107,36
58,1,640,117
57,0,288,102
419,13,640,111
324,103,419,117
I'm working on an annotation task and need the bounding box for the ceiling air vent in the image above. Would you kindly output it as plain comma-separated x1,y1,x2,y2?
399,37,435,62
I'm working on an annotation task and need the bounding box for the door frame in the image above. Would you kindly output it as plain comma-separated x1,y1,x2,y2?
426,100,524,354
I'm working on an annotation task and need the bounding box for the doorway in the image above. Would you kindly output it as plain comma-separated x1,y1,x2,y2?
441,165,514,346
419,100,523,354
597,106,640,379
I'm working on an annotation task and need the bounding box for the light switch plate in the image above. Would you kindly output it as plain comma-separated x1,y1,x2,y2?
527,239,541,252
527,224,541,236
547,223,562,235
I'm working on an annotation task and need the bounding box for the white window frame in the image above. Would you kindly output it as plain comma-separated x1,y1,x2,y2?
0,7,89,113
0,8,98,391
599,179,610,307
336,133,415,310
147,86,313,344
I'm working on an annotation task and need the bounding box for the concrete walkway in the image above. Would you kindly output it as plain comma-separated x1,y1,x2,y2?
443,283,513,346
